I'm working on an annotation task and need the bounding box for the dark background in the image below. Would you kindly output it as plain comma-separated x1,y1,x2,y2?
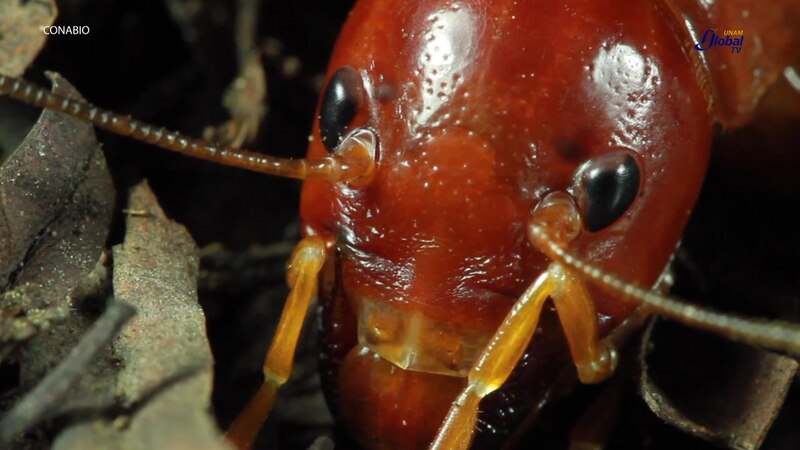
23,1,800,449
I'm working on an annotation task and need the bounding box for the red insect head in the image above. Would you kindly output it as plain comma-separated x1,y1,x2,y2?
302,0,710,355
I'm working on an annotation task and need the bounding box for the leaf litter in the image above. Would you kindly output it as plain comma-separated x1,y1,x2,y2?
0,0,57,77
0,59,227,448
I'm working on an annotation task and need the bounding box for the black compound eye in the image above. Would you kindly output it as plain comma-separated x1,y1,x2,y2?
319,66,364,152
572,151,640,232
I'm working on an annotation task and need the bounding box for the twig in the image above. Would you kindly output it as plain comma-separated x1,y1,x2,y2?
0,301,136,446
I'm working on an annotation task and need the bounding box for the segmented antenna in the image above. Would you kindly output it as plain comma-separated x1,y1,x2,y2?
0,74,367,182
529,223,800,358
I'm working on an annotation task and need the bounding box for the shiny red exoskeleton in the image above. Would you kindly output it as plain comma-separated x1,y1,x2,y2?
298,0,799,448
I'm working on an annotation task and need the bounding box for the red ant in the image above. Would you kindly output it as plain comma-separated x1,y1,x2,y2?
2,0,800,449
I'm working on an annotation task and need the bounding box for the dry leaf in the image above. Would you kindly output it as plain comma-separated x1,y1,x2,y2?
639,318,798,450
49,181,230,450
0,0,58,76
0,72,113,344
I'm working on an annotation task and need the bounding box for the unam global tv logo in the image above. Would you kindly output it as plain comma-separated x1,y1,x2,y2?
694,29,744,54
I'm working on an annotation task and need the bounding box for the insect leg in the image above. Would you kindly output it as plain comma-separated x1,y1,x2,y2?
430,261,617,450
225,236,327,450
549,263,617,384
430,269,553,450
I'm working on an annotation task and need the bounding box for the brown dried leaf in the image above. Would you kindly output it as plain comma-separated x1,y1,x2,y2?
639,317,798,450
0,72,113,343
0,0,58,76
49,181,230,450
